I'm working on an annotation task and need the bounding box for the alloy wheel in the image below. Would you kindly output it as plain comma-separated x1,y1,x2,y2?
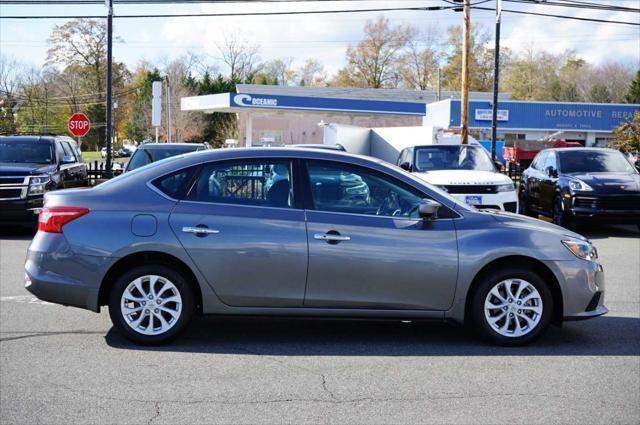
484,279,543,338
120,275,183,336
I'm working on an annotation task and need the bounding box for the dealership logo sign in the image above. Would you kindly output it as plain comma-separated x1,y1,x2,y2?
233,94,278,107
475,109,509,121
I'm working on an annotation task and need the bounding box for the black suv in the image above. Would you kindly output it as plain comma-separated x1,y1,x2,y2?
519,147,640,229
0,135,88,226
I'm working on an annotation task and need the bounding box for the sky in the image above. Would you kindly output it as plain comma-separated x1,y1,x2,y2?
1,0,639,76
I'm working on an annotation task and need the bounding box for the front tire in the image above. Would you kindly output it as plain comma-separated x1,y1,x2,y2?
470,268,553,346
518,189,536,217
552,196,573,229
108,265,194,345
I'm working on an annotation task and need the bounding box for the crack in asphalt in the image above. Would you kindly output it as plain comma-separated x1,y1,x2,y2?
0,331,104,342
147,402,161,425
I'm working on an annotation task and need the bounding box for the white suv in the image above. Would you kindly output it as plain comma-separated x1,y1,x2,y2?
398,144,518,212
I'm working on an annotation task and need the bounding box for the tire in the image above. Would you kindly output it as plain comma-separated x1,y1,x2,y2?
470,267,553,346
108,265,194,345
552,196,573,229
518,189,536,217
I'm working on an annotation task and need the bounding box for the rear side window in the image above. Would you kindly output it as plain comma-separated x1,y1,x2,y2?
151,167,197,199
187,160,293,208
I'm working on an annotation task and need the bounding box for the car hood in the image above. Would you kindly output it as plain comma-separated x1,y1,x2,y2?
565,172,640,194
482,209,587,241
0,162,56,176
413,170,512,186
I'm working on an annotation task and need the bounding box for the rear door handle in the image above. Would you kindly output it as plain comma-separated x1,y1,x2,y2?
314,233,351,242
182,226,220,235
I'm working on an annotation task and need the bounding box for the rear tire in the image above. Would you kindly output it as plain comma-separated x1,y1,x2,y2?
470,267,553,346
108,265,194,345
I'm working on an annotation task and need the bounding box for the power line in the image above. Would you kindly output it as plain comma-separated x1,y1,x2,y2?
471,5,640,26
502,0,640,13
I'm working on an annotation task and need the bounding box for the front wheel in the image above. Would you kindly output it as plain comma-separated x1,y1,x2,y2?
518,189,536,217
470,268,553,346
552,196,573,229
108,265,194,345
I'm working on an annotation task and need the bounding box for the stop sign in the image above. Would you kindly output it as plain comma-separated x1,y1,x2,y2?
67,113,91,137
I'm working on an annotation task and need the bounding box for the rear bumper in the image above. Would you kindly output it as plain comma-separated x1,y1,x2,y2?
0,197,42,225
24,232,113,312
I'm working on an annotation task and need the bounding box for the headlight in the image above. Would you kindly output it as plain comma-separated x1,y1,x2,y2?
568,179,593,191
27,175,51,196
562,239,598,261
495,182,515,192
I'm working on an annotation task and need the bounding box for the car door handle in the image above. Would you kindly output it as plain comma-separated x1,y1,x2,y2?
314,233,351,242
182,226,220,235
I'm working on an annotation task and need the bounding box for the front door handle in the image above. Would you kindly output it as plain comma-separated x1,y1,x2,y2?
314,233,351,242
182,226,220,235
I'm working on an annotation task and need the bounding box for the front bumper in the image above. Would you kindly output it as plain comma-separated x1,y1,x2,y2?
450,190,518,212
24,232,113,312
0,197,42,225
543,258,607,321
566,194,640,224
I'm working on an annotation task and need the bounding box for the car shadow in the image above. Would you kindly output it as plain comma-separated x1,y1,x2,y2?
0,225,36,240
105,314,640,356
579,224,639,240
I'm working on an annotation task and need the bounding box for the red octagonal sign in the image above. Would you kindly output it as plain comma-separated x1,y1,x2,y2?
67,113,91,137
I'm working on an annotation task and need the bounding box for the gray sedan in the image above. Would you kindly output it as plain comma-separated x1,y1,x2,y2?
25,148,607,346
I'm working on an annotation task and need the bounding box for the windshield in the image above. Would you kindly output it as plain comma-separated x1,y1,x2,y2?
414,145,495,172
559,150,635,174
126,146,200,171
0,141,53,164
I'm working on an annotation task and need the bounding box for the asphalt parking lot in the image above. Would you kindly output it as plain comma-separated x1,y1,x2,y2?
1,224,639,424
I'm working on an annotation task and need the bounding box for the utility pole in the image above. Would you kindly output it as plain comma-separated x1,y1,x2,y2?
436,67,441,102
460,0,471,145
490,0,503,162
105,0,114,175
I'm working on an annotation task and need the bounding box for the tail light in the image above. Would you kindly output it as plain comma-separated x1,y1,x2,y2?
38,207,90,233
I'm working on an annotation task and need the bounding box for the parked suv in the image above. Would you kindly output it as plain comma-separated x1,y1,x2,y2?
124,143,209,172
0,135,88,226
519,147,640,229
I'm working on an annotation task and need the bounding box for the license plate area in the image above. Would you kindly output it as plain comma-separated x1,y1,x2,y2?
465,195,483,206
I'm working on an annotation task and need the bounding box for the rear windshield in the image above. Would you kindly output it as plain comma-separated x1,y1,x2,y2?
127,146,201,171
414,145,495,172
0,140,54,164
558,150,635,174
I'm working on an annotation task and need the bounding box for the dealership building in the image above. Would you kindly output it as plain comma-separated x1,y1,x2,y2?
181,84,639,147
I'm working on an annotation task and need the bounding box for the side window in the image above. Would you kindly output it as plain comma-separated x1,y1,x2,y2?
152,167,197,199
54,142,66,162
531,151,546,170
61,141,76,160
187,160,293,208
544,151,557,170
306,160,424,218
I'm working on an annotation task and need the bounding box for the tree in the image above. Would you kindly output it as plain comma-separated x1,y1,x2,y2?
0,56,23,133
587,84,612,103
338,16,412,88
217,33,260,82
298,58,327,87
611,111,640,153
626,70,640,104
399,27,441,90
263,58,296,86
441,24,495,92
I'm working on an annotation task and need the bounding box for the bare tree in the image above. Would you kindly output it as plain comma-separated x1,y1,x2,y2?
399,27,441,90
263,57,296,85
340,16,413,88
163,58,205,142
216,33,260,81
298,58,328,86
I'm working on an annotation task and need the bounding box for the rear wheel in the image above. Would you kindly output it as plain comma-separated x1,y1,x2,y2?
108,265,194,345
470,268,553,346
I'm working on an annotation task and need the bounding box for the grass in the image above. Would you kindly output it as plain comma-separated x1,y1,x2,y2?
82,151,102,161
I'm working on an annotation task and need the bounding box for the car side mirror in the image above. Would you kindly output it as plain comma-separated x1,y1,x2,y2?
545,166,557,178
399,162,412,172
418,198,441,220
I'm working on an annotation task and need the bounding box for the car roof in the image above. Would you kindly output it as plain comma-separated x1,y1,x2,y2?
0,135,57,143
548,147,619,153
138,143,205,149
